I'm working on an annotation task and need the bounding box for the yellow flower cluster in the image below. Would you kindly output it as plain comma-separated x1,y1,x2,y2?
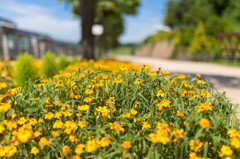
0,59,239,158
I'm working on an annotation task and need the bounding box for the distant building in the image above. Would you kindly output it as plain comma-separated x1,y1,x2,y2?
0,17,80,60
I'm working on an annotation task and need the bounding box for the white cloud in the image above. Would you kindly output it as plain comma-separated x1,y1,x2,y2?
119,16,168,43
119,4,167,44
153,24,170,31
0,0,80,42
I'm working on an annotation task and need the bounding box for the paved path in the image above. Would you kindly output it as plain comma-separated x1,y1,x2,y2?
116,55,240,118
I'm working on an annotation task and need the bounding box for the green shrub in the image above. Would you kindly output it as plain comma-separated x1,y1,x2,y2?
57,53,69,70
13,53,38,86
41,51,57,77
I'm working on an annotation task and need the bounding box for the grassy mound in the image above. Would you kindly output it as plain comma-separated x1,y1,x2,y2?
0,59,239,158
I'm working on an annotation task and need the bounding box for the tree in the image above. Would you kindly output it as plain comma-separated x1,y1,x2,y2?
79,0,96,59
59,0,96,60
58,0,140,59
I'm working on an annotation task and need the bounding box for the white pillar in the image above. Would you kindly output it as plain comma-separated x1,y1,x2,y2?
33,38,40,58
15,35,20,56
27,36,32,54
0,28,3,57
2,33,9,59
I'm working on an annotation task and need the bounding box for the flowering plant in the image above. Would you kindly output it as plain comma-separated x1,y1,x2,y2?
0,59,239,158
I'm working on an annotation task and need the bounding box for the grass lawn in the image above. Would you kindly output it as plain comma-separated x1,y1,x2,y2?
110,46,135,56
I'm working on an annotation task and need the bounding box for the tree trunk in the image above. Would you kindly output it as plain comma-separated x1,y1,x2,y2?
80,0,96,60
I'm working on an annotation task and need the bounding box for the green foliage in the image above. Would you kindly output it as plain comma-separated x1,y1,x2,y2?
164,0,240,33
41,51,57,78
173,27,194,46
57,53,69,70
110,45,136,55
189,22,212,54
164,0,240,61
13,53,38,86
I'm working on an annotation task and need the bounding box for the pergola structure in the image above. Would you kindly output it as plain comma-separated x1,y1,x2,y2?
216,33,240,62
0,17,80,60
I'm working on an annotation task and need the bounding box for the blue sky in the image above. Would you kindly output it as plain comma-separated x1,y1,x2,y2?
0,0,168,43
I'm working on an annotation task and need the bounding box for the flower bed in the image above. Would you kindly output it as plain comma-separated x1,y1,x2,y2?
0,59,239,158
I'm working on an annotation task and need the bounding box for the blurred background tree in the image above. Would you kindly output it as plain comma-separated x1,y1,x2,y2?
58,0,140,59
160,0,240,60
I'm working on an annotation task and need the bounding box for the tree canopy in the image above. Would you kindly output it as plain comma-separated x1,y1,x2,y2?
164,0,240,34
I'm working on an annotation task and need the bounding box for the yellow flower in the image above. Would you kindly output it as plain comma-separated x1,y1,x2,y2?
142,121,151,130
71,156,81,159
78,104,90,111
129,108,137,115
17,128,32,143
120,65,128,72
0,146,8,157
149,130,170,145
53,120,64,129
189,139,203,152
87,139,96,153
198,79,206,84
196,74,201,78
76,112,82,117
157,99,171,111
34,131,42,138
134,79,141,85
44,112,54,120
189,152,199,159
78,121,87,129
69,134,78,143
179,89,187,97
31,146,39,155
122,152,129,158
197,103,213,113
52,131,60,138
0,124,5,134
8,145,18,157
156,90,165,97
45,97,50,103
0,102,11,112
227,129,240,138
122,112,131,118
97,137,111,148
5,120,17,131
62,145,71,156
176,110,184,117
199,118,211,129
85,89,93,95
39,119,44,123
171,129,183,142
84,97,93,103
221,145,233,156
156,122,170,134
0,82,8,89
55,98,61,104
121,140,131,149
39,137,49,147
230,137,240,149
29,118,38,125
162,71,170,75
75,144,84,154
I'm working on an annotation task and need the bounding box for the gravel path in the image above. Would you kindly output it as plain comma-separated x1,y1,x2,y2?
116,55,240,118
